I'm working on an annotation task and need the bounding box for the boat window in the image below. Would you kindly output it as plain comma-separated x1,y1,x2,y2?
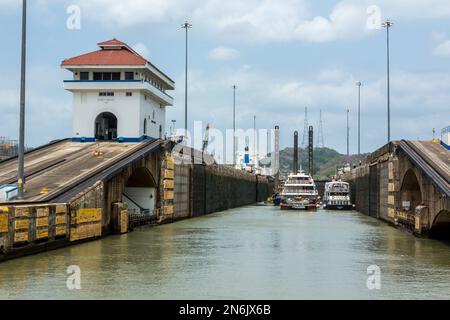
330,184,349,192
285,186,315,193
288,178,311,184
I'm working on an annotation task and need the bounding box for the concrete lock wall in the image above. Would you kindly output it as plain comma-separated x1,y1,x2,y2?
165,163,273,220
342,142,397,223
344,160,395,223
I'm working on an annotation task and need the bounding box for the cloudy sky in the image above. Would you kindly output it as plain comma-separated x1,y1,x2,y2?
1,0,450,154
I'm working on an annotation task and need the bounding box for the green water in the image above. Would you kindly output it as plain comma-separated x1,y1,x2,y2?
0,204,449,300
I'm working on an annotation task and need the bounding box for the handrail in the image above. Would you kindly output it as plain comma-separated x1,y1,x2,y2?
122,193,148,213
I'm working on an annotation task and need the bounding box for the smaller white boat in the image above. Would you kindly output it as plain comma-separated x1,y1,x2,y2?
323,181,354,210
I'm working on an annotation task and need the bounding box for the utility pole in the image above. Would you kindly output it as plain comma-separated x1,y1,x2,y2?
181,21,192,140
18,0,27,199
347,109,350,157
356,82,362,155
232,85,237,166
382,19,393,143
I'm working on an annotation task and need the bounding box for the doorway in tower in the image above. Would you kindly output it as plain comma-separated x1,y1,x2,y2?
95,112,118,141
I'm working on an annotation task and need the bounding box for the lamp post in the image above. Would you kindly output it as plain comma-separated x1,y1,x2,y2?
181,21,192,140
18,0,27,199
382,19,393,143
356,81,362,155
232,85,237,166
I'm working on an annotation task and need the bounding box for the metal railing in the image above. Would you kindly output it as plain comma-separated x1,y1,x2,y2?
63,79,173,99
128,210,157,229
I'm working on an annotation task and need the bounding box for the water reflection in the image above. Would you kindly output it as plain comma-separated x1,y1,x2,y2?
0,205,449,299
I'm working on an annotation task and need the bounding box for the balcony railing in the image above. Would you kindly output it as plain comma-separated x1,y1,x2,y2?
63,79,173,99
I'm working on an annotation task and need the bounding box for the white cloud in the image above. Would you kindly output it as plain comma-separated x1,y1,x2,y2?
132,42,150,60
434,40,450,57
293,2,370,43
208,46,240,61
433,33,450,57
76,0,198,28
71,0,450,44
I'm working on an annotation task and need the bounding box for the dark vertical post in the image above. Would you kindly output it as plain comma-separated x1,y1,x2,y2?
18,0,27,199
308,126,313,176
293,131,298,174
274,125,280,193
347,109,350,157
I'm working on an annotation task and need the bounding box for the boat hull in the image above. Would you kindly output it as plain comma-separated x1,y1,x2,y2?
280,203,318,211
323,204,354,211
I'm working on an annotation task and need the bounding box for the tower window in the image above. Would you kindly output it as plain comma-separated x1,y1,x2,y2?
125,72,134,80
93,72,120,81
99,92,114,97
126,92,132,97
102,72,112,80
80,72,89,80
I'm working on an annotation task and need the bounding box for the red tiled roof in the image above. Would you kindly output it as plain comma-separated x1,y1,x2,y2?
62,39,147,66
97,38,127,47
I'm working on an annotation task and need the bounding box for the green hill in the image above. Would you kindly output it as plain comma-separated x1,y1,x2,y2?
262,147,367,180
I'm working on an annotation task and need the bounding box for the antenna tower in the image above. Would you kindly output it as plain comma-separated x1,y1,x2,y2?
317,110,325,148
301,107,309,149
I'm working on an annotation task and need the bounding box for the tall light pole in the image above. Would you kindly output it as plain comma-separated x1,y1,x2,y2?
181,21,192,139
382,19,393,143
18,0,27,199
356,81,362,155
232,85,237,166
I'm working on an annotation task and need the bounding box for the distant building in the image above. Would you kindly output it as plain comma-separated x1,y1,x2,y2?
61,39,175,142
